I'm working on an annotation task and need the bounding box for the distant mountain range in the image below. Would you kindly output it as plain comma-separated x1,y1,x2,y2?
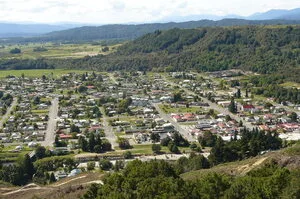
248,8,300,20
0,23,86,38
160,8,300,22
3,18,297,43
0,8,299,40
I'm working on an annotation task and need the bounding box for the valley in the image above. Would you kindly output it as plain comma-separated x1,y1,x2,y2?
0,10,299,199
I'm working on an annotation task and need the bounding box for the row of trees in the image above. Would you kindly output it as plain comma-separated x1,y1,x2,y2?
0,58,54,70
208,128,282,165
253,84,300,104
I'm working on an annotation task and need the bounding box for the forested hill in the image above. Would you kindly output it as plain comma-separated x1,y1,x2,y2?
1,25,300,82
4,19,300,43
78,25,300,77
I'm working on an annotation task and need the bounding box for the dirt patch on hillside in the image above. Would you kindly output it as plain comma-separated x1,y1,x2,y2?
276,155,300,170
237,157,268,175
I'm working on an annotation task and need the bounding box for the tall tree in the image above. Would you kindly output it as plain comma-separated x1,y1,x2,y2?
228,98,237,113
78,136,88,151
88,133,96,152
208,137,225,165
18,154,35,183
35,146,46,159
236,88,241,98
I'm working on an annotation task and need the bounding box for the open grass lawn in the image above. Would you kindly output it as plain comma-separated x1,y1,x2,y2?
0,145,33,163
2,145,32,152
31,109,49,114
280,81,300,89
127,144,156,154
112,145,157,155
0,152,24,163
0,69,93,78
114,131,126,137
108,116,143,125
113,144,192,155
159,104,202,114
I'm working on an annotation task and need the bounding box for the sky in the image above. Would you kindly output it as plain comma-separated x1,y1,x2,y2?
0,0,299,24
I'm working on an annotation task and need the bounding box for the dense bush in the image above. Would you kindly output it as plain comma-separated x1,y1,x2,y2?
82,159,298,199
10,48,21,54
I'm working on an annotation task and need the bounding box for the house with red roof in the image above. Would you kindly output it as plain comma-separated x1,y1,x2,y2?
87,85,95,89
172,114,186,122
182,113,196,121
242,104,255,112
59,134,73,139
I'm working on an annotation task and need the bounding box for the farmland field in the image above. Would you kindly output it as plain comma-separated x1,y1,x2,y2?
0,43,121,59
0,69,94,78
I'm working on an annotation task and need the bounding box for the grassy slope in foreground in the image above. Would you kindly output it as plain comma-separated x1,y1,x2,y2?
0,172,104,199
181,141,300,181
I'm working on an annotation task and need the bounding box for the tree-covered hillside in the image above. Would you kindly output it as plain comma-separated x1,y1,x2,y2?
81,158,300,199
1,25,299,82
114,25,300,74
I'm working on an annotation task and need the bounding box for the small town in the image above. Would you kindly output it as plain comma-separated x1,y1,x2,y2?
1,2,300,197
0,70,299,184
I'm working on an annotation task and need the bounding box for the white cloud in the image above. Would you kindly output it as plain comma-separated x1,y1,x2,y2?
0,0,299,24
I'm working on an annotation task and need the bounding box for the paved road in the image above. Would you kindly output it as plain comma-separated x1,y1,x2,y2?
162,75,256,130
100,107,118,149
152,103,196,142
41,98,59,146
0,97,17,129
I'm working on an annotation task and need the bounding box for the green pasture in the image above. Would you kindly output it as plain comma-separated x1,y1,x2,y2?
0,43,120,59
280,81,300,89
0,69,92,78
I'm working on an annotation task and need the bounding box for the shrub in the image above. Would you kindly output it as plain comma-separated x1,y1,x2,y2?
99,159,112,170
87,161,95,171
123,151,133,159
10,48,21,54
